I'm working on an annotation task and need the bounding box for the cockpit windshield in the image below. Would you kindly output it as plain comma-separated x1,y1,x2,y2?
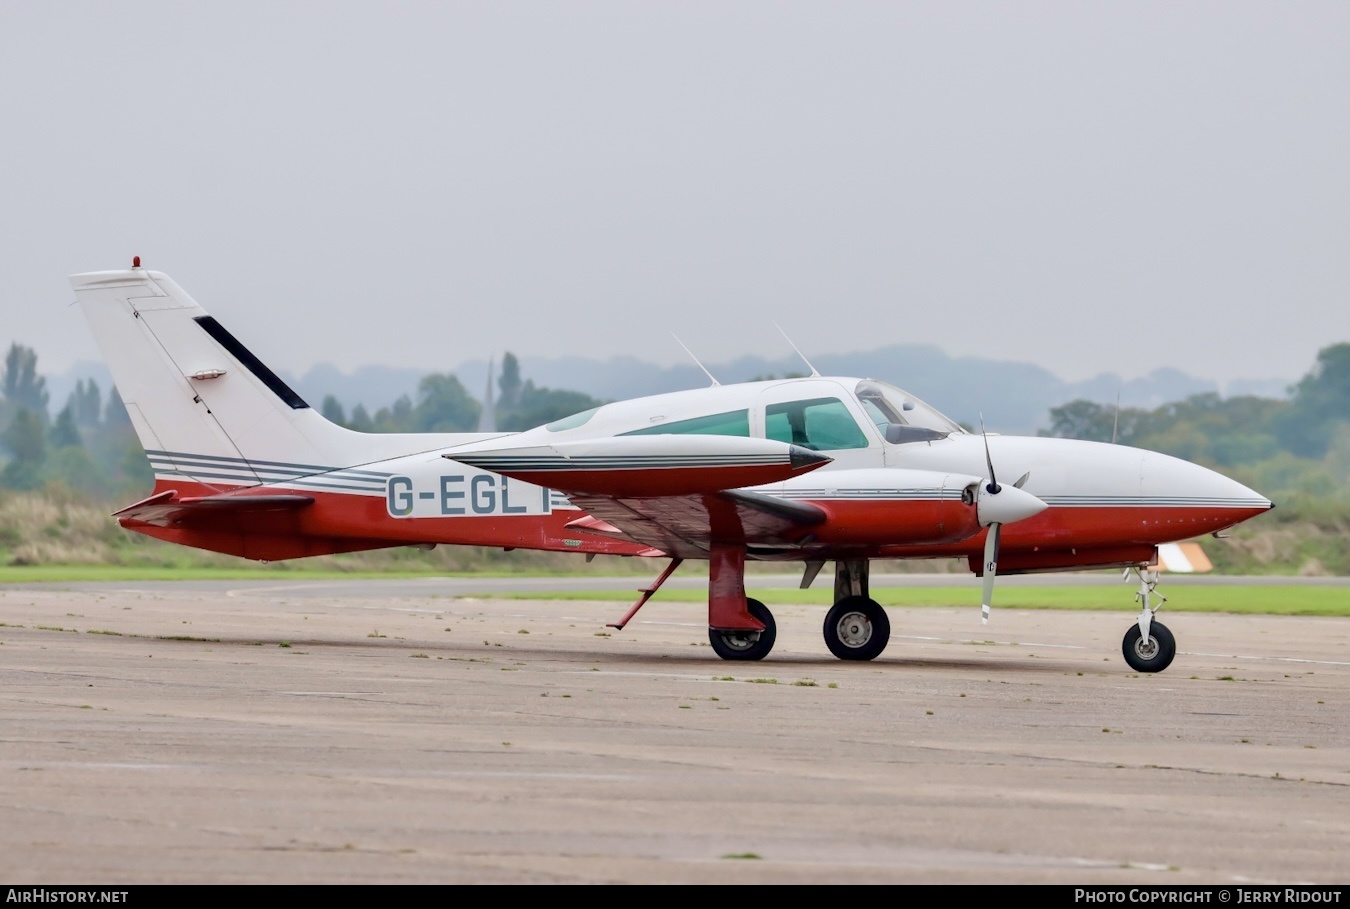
854,380,964,444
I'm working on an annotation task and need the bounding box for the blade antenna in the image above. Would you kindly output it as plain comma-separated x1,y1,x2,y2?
773,321,820,377
673,334,720,387
1112,392,1121,444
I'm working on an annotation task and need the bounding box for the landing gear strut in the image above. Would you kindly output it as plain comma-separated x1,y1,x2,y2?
821,558,891,661
706,545,777,661
1122,566,1176,673
614,552,779,661
701,552,894,662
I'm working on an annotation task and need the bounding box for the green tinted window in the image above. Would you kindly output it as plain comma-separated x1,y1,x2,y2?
545,407,600,431
765,398,869,450
621,410,750,438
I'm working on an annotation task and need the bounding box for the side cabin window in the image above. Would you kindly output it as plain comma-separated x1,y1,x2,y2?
765,398,869,451
620,409,751,438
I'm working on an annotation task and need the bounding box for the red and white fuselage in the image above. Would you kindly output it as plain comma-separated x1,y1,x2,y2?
72,266,1270,575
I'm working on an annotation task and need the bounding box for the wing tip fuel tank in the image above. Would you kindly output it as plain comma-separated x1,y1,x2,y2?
446,435,832,497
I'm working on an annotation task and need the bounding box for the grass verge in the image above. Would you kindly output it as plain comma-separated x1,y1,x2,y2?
488,585,1350,617
0,567,1344,616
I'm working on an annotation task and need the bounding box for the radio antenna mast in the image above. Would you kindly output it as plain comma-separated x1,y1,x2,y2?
673,334,720,386
773,321,820,377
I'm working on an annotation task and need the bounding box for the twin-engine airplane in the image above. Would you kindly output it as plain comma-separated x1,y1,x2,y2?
70,262,1273,672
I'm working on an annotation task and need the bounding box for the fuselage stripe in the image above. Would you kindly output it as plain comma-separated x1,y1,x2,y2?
145,449,393,477
152,470,385,493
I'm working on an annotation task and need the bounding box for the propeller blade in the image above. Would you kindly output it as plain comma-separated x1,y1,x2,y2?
981,522,1001,624
979,414,999,493
1013,471,1031,489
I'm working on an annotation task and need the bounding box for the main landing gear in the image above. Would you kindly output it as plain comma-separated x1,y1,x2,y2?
615,548,782,661
821,558,890,661
618,549,894,662
703,553,892,662
1122,566,1176,673
702,546,778,661
708,599,777,661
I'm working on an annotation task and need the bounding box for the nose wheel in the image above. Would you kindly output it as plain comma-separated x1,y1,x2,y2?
1122,621,1176,673
823,596,890,661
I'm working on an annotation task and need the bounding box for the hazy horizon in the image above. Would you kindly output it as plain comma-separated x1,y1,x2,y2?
5,3,1347,384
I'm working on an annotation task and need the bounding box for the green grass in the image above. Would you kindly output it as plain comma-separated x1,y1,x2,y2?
0,565,1344,616
488,585,1350,617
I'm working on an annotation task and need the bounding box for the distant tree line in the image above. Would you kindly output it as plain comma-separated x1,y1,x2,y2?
2,338,1347,511
0,342,149,497
317,351,602,434
1039,342,1350,506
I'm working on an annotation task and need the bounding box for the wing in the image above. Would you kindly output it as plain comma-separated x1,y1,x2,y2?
448,435,831,557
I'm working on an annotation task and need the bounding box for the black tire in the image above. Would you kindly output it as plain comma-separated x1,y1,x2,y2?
1122,621,1176,673
708,598,776,661
823,596,891,661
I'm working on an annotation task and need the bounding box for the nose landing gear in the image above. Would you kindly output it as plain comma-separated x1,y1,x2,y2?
1122,566,1176,672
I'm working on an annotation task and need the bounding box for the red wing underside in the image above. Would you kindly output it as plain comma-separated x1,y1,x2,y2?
565,489,827,558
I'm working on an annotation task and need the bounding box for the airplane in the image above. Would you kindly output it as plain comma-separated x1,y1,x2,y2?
69,260,1274,672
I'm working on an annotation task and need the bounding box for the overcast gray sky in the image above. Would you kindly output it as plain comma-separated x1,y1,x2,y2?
3,2,1347,391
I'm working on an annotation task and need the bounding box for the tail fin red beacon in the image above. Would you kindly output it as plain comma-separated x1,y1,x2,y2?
70,259,507,491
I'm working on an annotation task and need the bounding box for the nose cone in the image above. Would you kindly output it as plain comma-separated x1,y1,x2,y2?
1141,451,1273,508
977,482,1049,527
789,445,834,471
1139,451,1274,534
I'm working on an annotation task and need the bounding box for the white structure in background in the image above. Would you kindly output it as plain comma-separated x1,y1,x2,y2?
478,356,495,433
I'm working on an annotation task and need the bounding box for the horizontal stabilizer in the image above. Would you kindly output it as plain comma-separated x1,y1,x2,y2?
446,435,830,497
114,489,314,528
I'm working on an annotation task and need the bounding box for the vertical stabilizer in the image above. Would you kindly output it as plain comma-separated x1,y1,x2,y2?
70,266,501,491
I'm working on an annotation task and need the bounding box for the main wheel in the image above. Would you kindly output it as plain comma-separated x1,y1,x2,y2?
708,598,776,661
823,596,890,661
1122,621,1176,673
